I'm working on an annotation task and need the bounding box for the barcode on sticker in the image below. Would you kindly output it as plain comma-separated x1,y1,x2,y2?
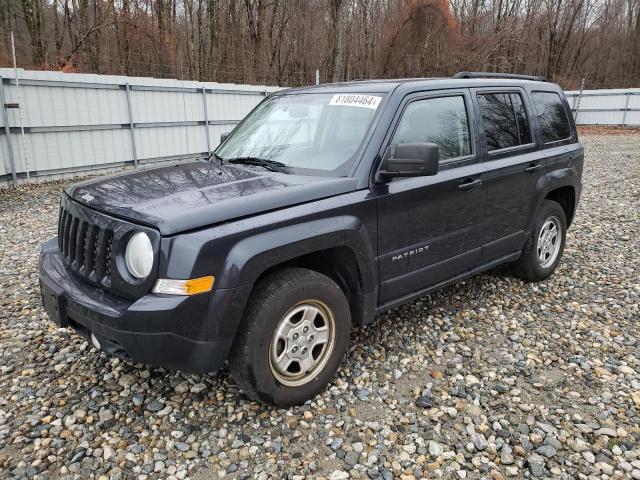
329,94,381,109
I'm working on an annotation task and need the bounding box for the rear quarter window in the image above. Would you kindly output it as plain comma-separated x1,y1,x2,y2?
531,91,571,143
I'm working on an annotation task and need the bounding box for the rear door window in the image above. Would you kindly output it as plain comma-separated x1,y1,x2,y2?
477,92,532,151
531,91,571,143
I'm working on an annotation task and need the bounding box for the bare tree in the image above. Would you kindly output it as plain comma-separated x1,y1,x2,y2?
21,0,47,64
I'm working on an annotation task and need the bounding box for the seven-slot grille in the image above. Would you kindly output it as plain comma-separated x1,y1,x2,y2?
58,206,114,284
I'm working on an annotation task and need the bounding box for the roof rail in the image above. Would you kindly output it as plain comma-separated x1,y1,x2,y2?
453,71,548,82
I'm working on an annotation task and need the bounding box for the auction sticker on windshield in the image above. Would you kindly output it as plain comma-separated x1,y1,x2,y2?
329,94,381,109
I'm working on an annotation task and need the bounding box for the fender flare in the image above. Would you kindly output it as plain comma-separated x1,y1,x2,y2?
215,215,377,292
526,167,579,232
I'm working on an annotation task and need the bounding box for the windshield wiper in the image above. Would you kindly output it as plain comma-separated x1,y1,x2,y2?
226,157,288,172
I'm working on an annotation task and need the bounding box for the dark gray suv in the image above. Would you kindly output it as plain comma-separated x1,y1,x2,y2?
40,72,583,406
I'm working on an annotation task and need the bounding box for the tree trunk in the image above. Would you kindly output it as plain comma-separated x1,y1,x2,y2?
329,0,345,82
21,0,47,65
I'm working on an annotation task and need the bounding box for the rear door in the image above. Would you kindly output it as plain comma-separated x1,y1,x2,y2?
374,89,487,305
471,88,547,262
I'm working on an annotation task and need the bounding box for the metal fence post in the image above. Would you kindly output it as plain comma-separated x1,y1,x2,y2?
125,82,138,167
0,76,18,184
573,78,585,124
202,87,211,154
622,91,631,126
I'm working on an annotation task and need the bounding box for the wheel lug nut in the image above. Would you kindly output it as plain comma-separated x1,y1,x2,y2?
292,333,299,340
308,335,314,343
301,347,308,354
303,326,309,333
291,346,298,353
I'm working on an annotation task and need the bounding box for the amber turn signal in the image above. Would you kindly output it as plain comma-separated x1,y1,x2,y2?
152,276,215,295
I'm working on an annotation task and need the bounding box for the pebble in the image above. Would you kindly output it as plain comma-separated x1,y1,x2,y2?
471,433,488,451
146,400,164,412
330,471,349,480
429,441,444,456
536,445,557,458
415,395,434,408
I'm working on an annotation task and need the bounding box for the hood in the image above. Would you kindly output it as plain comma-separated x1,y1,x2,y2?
65,161,357,235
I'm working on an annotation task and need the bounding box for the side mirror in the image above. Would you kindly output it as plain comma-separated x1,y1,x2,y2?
220,132,231,143
378,142,439,180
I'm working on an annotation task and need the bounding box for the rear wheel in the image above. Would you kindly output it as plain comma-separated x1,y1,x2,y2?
229,268,351,407
513,200,567,281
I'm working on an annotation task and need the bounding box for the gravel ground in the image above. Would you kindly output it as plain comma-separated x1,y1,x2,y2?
1,133,639,480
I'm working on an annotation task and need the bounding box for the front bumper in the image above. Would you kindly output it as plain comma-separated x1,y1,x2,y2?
38,238,252,373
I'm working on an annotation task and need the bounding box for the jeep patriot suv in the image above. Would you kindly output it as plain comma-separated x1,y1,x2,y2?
39,72,583,406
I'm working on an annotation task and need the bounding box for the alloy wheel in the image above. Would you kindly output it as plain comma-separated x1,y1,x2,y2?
269,300,336,387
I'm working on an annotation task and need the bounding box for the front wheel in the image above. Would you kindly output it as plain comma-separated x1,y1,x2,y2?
513,199,567,282
229,268,351,407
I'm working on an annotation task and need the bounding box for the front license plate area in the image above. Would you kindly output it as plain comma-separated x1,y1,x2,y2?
40,279,68,327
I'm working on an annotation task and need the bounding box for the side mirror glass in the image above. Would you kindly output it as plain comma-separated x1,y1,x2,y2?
378,142,439,180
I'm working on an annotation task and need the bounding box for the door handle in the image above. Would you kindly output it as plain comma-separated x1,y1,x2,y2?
458,179,482,191
525,163,544,173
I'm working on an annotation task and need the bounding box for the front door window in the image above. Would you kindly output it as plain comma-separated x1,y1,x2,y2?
391,95,472,162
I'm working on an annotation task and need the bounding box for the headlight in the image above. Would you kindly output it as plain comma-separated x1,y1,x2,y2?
125,232,154,279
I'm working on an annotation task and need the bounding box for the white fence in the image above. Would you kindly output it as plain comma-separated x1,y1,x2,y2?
565,88,640,126
0,69,282,185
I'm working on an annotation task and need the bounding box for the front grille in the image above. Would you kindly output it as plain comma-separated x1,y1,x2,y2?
56,194,158,300
58,205,113,285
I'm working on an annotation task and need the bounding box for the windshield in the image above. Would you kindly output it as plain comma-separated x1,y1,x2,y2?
216,92,384,176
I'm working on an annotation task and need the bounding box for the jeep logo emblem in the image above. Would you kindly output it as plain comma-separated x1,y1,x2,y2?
80,193,95,203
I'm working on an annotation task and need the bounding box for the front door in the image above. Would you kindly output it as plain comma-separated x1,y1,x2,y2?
374,90,487,305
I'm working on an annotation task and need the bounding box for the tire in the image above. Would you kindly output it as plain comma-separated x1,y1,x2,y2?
229,268,351,407
513,199,567,282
